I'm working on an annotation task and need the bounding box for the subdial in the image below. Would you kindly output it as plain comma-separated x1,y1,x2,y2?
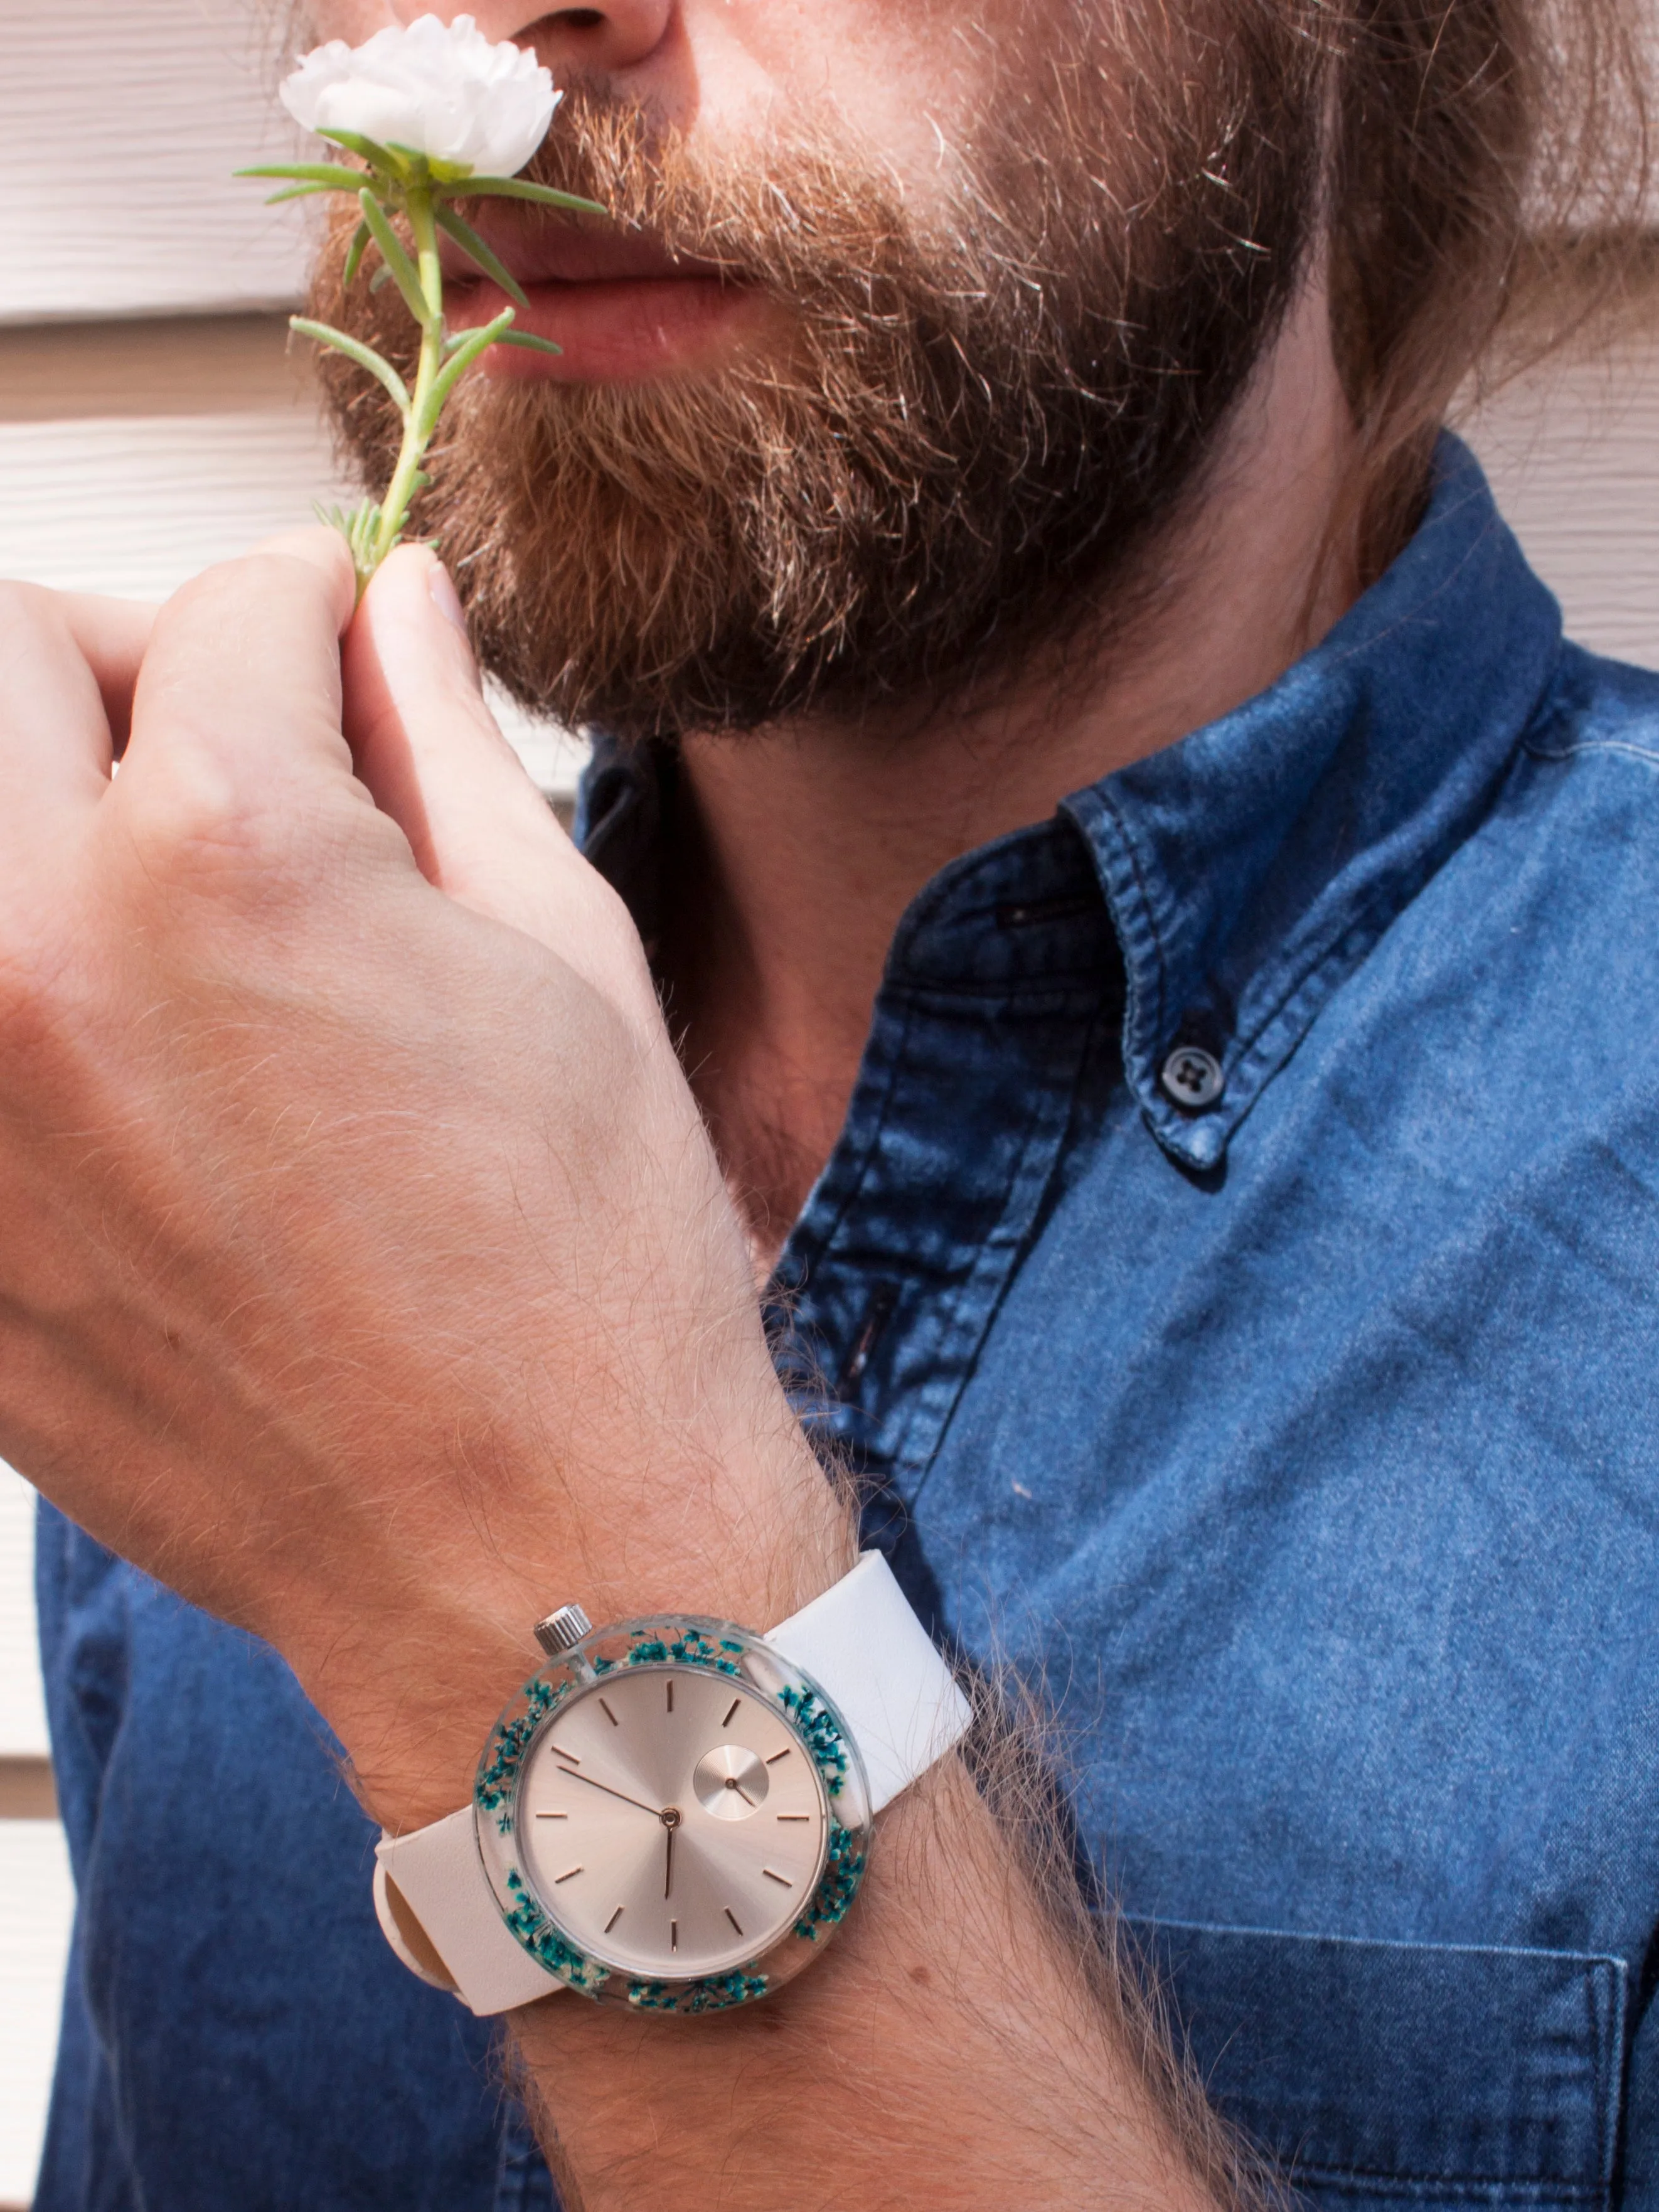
692,1743,769,1819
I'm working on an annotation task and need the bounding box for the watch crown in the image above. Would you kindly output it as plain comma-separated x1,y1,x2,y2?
533,1603,593,1658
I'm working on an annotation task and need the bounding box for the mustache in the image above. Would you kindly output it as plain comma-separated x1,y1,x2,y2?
453,80,979,303
493,85,694,230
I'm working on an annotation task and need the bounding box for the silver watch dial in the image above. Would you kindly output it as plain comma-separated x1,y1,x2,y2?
518,1664,831,1981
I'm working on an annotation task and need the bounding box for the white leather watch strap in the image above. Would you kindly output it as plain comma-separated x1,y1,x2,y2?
763,1550,971,1815
376,1809,556,2013
374,1550,971,2015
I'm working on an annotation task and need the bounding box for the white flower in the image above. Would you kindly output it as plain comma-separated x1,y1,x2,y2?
280,14,557,178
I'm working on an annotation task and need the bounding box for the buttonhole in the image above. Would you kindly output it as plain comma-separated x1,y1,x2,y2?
995,894,1099,931
839,1281,900,1390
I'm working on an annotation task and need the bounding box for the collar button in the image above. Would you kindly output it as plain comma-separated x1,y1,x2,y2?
1160,1045,1225,1111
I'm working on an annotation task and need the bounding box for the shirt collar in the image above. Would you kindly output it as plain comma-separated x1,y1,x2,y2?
1062,432,1562,1168
576,433,1564,1174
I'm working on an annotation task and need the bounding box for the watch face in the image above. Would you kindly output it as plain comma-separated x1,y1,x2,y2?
518,1664,831,1982
476,1615,873,2011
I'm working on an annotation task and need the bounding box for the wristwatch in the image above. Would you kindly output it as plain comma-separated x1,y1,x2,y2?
372,1551,971,2017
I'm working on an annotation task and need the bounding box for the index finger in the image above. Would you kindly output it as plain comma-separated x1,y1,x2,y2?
124,528,359,809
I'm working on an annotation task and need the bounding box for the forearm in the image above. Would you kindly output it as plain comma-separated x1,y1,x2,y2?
509,1743,1249,2212
0,552,1253,2212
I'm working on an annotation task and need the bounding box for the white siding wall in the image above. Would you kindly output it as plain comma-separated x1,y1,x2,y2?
0,0,309,322
1,1,1657,2205
1459,338,1659,666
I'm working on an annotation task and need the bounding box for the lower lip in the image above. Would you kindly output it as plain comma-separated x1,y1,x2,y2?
447,276,765,384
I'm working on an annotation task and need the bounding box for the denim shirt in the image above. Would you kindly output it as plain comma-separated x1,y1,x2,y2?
34,435,1659,2211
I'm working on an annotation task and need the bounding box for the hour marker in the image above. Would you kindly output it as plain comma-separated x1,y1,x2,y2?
725,1908,745,1937
722,1699,740,1728
552,1744,580,1765
764,1748,791,1765
535,1811,569,1820
762,1868,793,1887
599,1697,619,1728
670,1920,678,1952
666,1680,675,1714
554,1865,583,1884
776,1814,809,1822
604,1906,624,1935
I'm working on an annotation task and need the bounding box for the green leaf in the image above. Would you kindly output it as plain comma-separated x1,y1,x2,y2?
433,201,528,307
358,188,432,326
316,493,376,534
370,263,395,293
317,127,405,176
289,316,412,414
348,503,385,565
342,218,372,289
262,181,344,205
237,162,366,189
494,329,562,355
458,177,607,217
314,495,385,589
421,305,515,426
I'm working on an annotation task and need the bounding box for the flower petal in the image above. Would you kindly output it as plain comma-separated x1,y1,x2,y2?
279,13,558,178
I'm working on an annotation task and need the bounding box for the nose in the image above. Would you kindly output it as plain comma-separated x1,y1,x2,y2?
395,1,672,74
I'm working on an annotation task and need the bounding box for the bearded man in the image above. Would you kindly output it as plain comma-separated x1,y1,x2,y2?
9,0,1659,2203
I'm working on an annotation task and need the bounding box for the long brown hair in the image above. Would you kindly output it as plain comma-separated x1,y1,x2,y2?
1325,0,1653,570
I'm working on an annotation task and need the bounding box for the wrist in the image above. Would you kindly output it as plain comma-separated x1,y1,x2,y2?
296,1419,855,1835
295,1590,536,1834
508,1755,1229,2212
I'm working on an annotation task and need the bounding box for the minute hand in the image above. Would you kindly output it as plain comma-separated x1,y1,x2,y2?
561,1768,664,1819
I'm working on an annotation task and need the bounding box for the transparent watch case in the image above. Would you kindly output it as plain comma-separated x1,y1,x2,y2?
472,1613,873,2014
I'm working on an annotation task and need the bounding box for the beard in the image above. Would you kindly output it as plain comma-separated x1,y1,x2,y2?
309,1,1324,744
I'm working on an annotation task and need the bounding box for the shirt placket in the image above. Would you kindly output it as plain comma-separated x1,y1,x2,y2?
771,836,1120,1628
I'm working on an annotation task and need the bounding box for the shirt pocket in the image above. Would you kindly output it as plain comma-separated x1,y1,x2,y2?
1127,1918,1628,2212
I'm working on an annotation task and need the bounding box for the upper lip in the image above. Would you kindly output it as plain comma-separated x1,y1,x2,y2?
440,206,735,289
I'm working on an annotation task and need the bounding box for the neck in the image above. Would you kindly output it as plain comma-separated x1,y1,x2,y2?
658,274,1367,1264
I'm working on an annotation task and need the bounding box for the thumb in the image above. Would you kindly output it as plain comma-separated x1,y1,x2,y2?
341,544,595,954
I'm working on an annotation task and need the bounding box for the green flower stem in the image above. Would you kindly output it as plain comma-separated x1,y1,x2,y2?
366,184,446,580
243,137,576,592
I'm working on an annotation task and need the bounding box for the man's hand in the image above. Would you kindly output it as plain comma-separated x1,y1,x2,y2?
0,548,1242,2210
0,536,848,1829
